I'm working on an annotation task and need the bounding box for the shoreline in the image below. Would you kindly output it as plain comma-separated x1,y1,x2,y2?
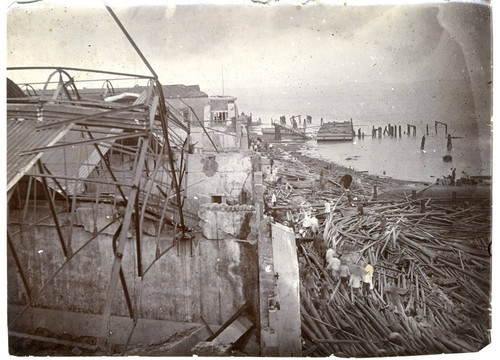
262,140,490,202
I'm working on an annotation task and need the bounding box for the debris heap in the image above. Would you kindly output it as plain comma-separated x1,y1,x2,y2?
263,145,491,357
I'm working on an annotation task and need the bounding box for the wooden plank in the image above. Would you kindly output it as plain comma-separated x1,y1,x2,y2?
8,331,97,351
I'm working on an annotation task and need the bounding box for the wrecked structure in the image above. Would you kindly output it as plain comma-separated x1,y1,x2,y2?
6,5,303,355
6,64,301,356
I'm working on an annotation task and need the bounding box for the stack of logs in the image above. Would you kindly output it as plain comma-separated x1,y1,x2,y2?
263,146,491,357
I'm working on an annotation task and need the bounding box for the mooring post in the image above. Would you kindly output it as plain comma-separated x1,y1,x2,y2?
372,185,378,200
420,135,426,150
420,199,426,213
399,125,402,137
426,124,429,135
412,190,417,200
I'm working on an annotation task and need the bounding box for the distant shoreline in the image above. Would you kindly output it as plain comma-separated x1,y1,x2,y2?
265,140,490,201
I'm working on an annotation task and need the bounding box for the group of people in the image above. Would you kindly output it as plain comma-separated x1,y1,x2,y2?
301,243,375,314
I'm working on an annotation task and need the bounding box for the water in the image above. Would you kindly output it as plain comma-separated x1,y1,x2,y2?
303,132,491,183
226,83,491,182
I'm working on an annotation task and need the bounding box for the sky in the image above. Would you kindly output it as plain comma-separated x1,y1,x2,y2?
5,0,492,95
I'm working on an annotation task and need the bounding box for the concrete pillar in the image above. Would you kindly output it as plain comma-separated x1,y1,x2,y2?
255,171,279,356
270,223,302,357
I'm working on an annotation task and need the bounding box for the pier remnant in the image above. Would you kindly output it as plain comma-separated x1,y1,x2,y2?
435,121,448,135
407,124,417,136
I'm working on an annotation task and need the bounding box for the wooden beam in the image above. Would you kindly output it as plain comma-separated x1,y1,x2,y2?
206,301,251,342
8,331,97,351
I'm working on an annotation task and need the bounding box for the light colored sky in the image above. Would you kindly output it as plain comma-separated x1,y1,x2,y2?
6,0,492,95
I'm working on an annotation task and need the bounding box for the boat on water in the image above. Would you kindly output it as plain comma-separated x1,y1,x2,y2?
316,120,354,141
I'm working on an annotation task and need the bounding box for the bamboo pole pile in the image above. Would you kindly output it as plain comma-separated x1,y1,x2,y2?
263,146,491,357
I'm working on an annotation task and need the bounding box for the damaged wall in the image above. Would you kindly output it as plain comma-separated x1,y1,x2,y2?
7,203,258,337
184,151,253,218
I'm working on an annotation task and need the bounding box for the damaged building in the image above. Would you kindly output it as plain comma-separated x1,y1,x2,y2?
6,67,300,356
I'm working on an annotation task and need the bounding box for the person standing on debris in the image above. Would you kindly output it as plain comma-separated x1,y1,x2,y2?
326,249,341,279
315,283,329,317
271,192,277,207
362,263,374,296
304,268,318,300
340,261,350,289
340,174,353,189
349,267,363,300
340,174,354,205
319,170,325,190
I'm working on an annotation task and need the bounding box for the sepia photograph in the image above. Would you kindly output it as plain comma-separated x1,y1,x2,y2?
4,0,493,357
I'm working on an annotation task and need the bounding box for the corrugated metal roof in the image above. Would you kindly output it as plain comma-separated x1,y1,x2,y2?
39,92,149,195
7,118,71,190
51,84,208,100
41,127,123,195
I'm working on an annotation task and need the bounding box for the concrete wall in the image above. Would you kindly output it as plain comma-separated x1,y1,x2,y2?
198,203,255,240
184,151,253,217
7,204,258,338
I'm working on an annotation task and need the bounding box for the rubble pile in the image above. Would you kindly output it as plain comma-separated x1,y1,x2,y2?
263,145,491,357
